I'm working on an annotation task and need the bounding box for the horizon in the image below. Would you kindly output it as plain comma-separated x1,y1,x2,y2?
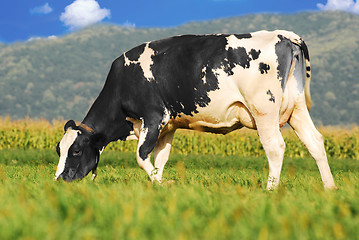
1,0,359,43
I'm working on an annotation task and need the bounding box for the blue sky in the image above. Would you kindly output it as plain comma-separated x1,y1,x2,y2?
1,0,358,43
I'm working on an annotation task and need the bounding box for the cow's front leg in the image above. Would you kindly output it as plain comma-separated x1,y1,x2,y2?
153,130,175,182
136,120,161,182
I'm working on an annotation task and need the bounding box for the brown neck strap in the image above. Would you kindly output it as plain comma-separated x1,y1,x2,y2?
79,123,95,134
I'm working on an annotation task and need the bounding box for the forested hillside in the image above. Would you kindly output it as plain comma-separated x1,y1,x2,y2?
0,11,358,125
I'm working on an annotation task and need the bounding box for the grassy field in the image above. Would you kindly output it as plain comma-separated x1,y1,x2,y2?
0,118,358,239
0,149,358,240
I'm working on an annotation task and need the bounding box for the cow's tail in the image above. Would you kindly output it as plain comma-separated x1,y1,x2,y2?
289,34,312,111
281,31,312,111
299,40,312,111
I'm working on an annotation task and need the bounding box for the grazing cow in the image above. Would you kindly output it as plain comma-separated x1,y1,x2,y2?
55,30,336,190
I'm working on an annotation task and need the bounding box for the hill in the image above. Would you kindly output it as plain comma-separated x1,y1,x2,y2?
0,11,358,125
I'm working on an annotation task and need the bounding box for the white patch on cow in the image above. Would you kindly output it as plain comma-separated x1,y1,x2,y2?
225,32,273,56
180,103,185,110
137,119,149,159
54,129,80,179
274,30,301,45
158,108,171,130
123,52,133,66
225,35,242,51
99,146,105,154
163,108,171,123
125,131,139,140
138,43,155,82
123,43,155,82
201,66,207,84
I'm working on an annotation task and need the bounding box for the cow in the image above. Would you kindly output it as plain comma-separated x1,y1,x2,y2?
55,30,337,190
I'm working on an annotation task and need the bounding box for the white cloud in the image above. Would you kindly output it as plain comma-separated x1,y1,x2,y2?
317,0,359,14
352,1,359,12
60,0,111,30
47,35,58,40
30,3,53,15
123,20,136,29
28,35,58,42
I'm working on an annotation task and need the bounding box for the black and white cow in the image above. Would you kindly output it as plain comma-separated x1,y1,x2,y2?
55,30,336,190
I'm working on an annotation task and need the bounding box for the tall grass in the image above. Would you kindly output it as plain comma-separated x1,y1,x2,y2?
0,117,358,159
0,149,358,240
0,117,358,239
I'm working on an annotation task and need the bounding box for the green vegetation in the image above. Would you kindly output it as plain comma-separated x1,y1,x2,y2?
0,118,358,160
0,149,358,240
0,119,358,239
0,11,358,125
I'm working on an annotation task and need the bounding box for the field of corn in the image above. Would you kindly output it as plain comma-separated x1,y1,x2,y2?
0,117,358,159
0,117,359,239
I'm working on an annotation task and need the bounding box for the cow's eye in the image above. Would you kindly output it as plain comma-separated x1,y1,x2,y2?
73,150,82,157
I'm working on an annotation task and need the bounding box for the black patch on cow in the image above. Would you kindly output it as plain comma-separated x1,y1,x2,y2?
249,49,261,60
306,66,311,78
138,125,161,160
299,41,310,61
234,33,252,39
275,35,294,91
146,34,257,118
266,90,275,103
125,43,146,61
147,35,224,118
225,46,252,72
298,41,311,79
259,62,270,74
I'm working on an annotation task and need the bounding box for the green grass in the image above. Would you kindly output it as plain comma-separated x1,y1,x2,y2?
0,149,358,240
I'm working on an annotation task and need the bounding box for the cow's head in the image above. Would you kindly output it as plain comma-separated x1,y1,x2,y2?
55,120,103,182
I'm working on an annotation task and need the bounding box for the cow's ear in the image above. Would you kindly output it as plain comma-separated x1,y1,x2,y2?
90,133,107,150
64,120,77,132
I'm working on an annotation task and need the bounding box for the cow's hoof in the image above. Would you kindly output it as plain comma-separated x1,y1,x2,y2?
160,179,176,186
325,185,338,191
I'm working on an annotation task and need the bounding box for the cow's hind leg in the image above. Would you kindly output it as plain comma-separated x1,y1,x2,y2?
153,130,175,182
255,117,286,190
136,119,162,182
289,103,336,189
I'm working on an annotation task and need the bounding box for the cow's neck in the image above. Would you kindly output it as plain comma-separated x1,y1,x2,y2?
81,93,131,148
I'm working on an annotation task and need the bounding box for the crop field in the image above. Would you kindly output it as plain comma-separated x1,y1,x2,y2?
0,118,358,239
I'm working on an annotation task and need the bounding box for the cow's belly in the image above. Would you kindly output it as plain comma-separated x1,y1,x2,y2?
168,89,256,134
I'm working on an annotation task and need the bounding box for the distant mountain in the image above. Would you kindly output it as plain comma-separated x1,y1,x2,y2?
0,11,358,125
